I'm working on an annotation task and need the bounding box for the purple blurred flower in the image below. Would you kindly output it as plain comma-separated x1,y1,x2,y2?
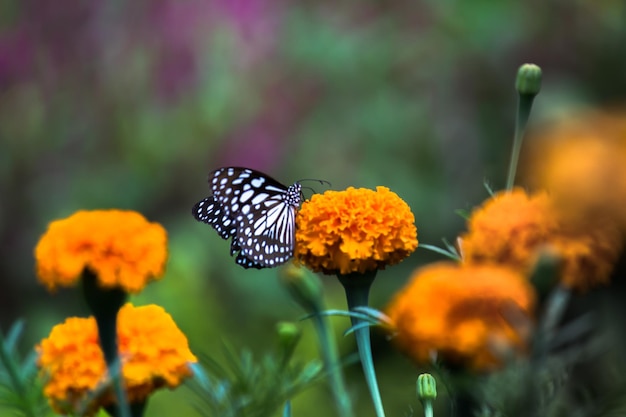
0,26,34,88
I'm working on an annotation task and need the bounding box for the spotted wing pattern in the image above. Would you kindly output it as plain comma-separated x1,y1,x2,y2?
192,167,301,269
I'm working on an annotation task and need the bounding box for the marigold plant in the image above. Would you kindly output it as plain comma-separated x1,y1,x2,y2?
295,186,418,275
386,262,535,370
35,209,168,293
37,303,197,416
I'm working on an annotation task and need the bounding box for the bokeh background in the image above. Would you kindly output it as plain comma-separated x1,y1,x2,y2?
2,1,626,416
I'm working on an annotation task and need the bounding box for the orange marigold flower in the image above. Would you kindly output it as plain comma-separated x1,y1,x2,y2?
549,221,622,291
522,110,626,227
459,188,622,292
295,186,418,275
37,303,197,416
35,210,168,293
459,188,557,272
386,262,535,371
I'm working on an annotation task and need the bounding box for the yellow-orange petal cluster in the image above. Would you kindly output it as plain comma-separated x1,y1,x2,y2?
459,188,622,292
37,303,197,416
386,262,535,371
459,188,558,272
295,186,418,275
35,209,168,293
549,221,622,291
522,110,626,227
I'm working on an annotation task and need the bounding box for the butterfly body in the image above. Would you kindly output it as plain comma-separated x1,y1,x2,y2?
193,167,301,269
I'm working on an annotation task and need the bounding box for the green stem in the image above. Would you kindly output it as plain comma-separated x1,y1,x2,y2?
506,93,536,190
82,271,133,417
535,286,571,362
338,272,386,417
311,310,355,417
423,402,434,417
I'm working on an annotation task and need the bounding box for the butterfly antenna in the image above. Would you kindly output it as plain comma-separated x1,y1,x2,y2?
297,178,332,187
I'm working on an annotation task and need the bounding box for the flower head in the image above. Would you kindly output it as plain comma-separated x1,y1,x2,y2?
35,210,168,293
386,262,535,370
459,188,622,292
523,110,626,228
459,188,557,272
295,186,418,275
37,303,197,416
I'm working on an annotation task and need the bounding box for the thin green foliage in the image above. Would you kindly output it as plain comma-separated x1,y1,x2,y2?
189,341,322,417
0,321,52,417
483,179,496,197
420,241,461,261
313,307,394,337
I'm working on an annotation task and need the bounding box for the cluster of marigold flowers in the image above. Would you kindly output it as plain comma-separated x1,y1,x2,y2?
32,110,626,413
32,185,420,415
34,210,197,416
386,110,626,371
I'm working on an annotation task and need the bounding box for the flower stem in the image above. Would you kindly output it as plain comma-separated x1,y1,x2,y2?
338,272,386,417
311,313,355,417
506,64,542,191
423,402,434,417
505,95,533,190
82,271,132,417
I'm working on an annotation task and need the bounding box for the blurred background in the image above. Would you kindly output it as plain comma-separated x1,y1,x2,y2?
1,1,626,416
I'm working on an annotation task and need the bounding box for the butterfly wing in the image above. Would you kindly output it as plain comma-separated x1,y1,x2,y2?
193,167,300,269
192,196,237,240
236,191,298,267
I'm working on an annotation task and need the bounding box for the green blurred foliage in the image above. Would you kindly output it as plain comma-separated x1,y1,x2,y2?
1,0,626,416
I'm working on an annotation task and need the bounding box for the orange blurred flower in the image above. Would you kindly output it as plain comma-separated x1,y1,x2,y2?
549,221,622,291
459,188,622,292
295,186,418,275
386,262,535,371
460,188,556,272
37,303,197,416
523,110,626,227
35,210,168,293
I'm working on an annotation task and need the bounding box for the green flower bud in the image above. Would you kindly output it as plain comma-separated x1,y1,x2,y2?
276,321,302,351
279,265,325,313
516,63,542,96
417,373,437,403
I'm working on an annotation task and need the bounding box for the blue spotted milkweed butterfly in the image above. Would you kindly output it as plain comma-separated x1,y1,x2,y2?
192,167,302,269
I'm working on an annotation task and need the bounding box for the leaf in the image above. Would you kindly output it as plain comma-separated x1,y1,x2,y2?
483,179,495,196
351,307,394,327
420,244,461,261
343,321,374,337
454,209,471,220
4,321,25,354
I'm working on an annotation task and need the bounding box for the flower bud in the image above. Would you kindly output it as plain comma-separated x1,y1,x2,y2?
417,373,437,403
515,63,542,96
280,264,324,313
276,321,301,351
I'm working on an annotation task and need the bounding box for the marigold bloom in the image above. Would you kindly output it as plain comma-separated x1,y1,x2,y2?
295,186,418,275
459,188,557,272
37,303,197,416
386,262,535,370
549,221,622,291
35,210,168,293
460,188,622,292
522,110,626,226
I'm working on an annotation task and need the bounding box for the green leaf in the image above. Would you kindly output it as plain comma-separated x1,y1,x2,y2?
4,321,25,354
420,243,461,261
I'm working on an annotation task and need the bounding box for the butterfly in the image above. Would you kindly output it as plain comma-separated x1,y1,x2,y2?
192,167,302,269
